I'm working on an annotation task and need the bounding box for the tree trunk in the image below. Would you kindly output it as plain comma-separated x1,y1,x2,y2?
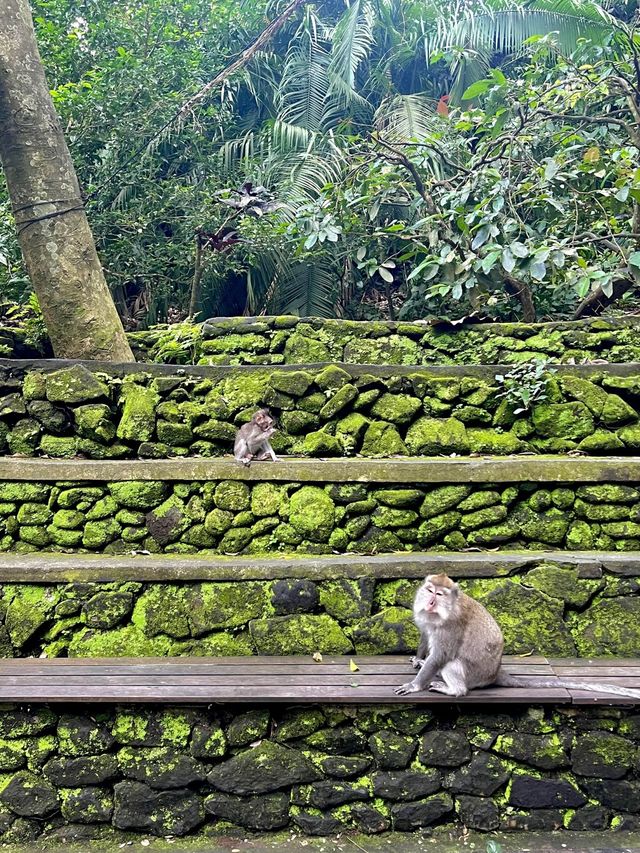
0,0,134,361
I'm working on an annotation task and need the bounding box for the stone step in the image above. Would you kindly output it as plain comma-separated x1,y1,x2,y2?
0,549,626,582
1,455,640,483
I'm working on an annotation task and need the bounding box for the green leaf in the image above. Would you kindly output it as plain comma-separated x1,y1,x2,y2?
530,260,547,281
471,225,490,251
378,266,394,283
501,247,516,274
615,186,630,202
510,242,528,258
629,252,640,269
461,79,491,100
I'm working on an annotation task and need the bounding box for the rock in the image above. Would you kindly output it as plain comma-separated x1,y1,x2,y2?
190,723,227,760
456,795,499,830
250,614,352,655
372,506,418,529
493,733,568,770
351,803,391,834
369,730,416,769
111,708,194,748
371,394,422,424
57,714,115,756
351,606,419,654
524,564,597,608
580,779,640,811
270,370,313,397
577,484,639,503
5,585,58,648
27,400,68,432
571,732,637,779
289,486,335,542
574,598,640,656
272,579,319,615
405,417,469,455
73,404,115,443
372,769,441,801
360,422,407,456
132,585,190,638
227,710,270,747
44,754,118,786
292,780,369,809
213,480,250,511
204,792,290,830
320,384,358,419
146,495,189,545
108,481,167,509
112,781,204,836
318,578,374,620
0,771,59,817
60,787,113,823
83,591,132,629
447,753,511,796
283,334,330,363
8,419,41,454
117,746,206,789
390,793,453,830
566,805,609,830
420,486,471,519
292,811,342,835
187,582,267,634
420,731,471,767
207,742,321,794
45,365,108,404
304,727,365,755
502,809,564,831
322,756,371,779
298,430,343,456
531,402,594,440
508,774,587,808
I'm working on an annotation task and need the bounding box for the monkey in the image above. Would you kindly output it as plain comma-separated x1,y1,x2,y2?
233,409,278,466
394,573,640,699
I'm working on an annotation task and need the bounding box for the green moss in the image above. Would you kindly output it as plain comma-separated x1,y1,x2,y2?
565,520,596,550
420,485,471,519
8,418,41,454
73,404,116,443
269,370,313,397
531,402,594,440
47,525,83,547
467,429,523,455
320,384,358,419
251,613,352,654
22,372,47,401
318,578,373,621
573,597,640,655
109,480,167,509
289,486,335,542
188,581,267,634
68,625,174,657
39,435,77,457
370,394,422,424
458,491,501,512
45,365,108,403
181,630,254,656
16,502,52,525
560,376,609,415
52,509,84,529
417,511,460,544
577,484,639,503
360,422,407,457
405,417,469,455
214,481,251,511
4,585,59,648
82,518,122,549
371,506,418,529
298,430,343,456
350,606,419,654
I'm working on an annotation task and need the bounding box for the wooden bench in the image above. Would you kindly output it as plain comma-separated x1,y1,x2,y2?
0,656,637,704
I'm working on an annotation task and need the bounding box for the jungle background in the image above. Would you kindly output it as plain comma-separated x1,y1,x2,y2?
2,0,640,331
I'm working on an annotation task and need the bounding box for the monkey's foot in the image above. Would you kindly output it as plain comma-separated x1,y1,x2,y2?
410,656,425,670
241,457,252,466
429,681,467,697
393,681,419,695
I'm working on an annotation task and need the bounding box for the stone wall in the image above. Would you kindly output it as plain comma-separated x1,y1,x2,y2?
130,316,640,365
4,361,640,459
0,702,637,844
4,479,640,557
0,557,637,659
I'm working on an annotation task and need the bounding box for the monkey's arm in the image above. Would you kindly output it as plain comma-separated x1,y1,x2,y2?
410,635,429,669
256,439,278,462
394,652,443,695
233,436,253,466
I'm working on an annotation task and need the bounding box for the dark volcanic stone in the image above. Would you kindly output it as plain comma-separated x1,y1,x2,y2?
566,805,610,830
580,779,640,812
226,709,270,746
118,747,206,789
271,579,319,614
369,730,416,769
372,769,441,801
447,753,511,797
456,795,499,831
305,726,365,755
571,732,636,779
351,803,391,834
60,787,113,823
146,506,184,545
508,774,587,809
204,792,289,830
207,742,321,794
0,708,55,738
321,755,372,779
391,793,453,830
292,811,342,835
57,714,115,755
502,809,564,831
44,755,118,786
112,781,204,836
420,730,471,767
292,781,369,809
0,771,59,817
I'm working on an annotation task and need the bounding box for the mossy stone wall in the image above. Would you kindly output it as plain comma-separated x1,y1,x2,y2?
0,557,637,659
0,702,637,843
4,362,640,459
3,479,640,558
128,315,640,366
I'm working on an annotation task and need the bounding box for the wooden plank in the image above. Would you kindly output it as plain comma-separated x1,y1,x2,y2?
0,655,552,667
554,667,640,677
550,658,640,667
568,690,640,705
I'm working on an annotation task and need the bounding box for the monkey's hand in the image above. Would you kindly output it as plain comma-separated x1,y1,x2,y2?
241,456,252,467
410,656,425,670
393,681,420,695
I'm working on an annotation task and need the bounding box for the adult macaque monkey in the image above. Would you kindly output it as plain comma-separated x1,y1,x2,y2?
234,409,278,466
394,574,640,699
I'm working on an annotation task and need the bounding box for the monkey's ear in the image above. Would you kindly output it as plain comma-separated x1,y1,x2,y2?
450,583,460,598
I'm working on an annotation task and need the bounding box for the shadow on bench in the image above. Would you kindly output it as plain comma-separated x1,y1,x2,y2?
0,656,637,704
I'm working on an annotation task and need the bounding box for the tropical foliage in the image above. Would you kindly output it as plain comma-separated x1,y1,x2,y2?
1,0,640,323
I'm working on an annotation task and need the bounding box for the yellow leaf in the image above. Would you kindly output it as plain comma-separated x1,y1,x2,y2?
349,659,360,672
583,146,600,163
312,652,323,663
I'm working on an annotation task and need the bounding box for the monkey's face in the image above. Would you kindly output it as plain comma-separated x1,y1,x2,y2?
416,577,457,618
254,410,275,431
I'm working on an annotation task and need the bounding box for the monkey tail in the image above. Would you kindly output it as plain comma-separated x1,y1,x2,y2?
494,669,640,699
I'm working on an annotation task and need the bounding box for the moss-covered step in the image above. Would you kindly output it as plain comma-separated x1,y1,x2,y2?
3,455,640,483
0,701,635,840
0,551,611,582
8,360,640,460
4,478,640,557
0,558,637,658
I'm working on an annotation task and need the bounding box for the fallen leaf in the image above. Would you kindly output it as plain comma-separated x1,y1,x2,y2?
312,651,323,662
349,659,360,672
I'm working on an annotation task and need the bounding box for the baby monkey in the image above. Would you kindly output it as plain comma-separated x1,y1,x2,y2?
395,573,640,699
234,408,278,466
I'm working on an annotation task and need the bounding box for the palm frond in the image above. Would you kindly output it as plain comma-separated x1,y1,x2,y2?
276,257,340,316
374,93,440,141
329,0,376,90
276,41,331,132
